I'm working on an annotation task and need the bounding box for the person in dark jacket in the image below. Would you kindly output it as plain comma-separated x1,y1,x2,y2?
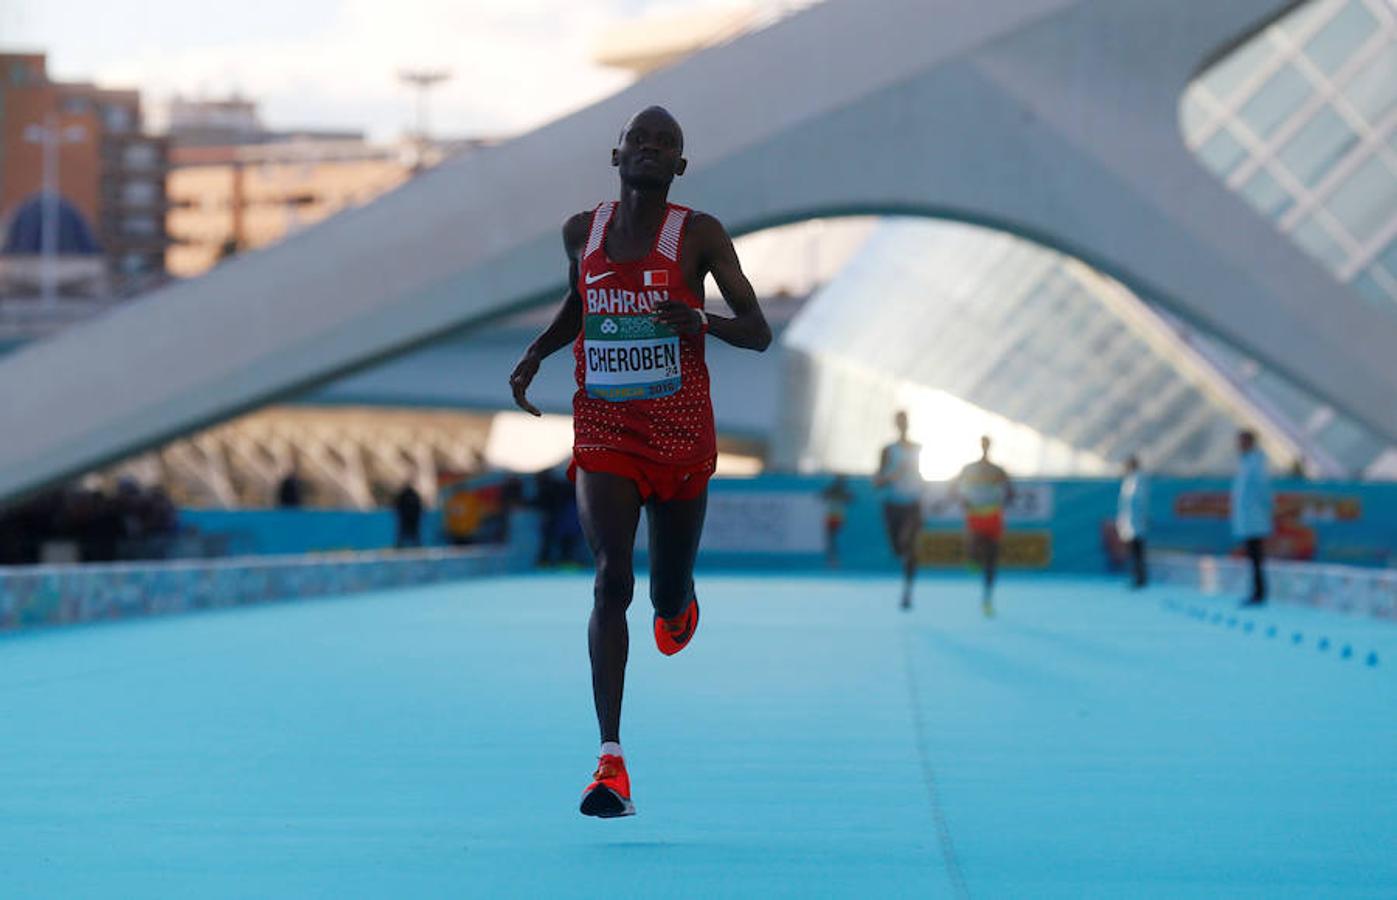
394,482,424,548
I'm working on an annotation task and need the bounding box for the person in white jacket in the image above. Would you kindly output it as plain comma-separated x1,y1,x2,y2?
1231,430,1274,607
1117,455,1149,589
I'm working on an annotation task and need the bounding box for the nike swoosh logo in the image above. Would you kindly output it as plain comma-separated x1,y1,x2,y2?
585,272,614,285
665,606,696,645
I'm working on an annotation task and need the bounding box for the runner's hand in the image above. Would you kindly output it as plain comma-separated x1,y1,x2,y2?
509,352,543,416
654,300,704,335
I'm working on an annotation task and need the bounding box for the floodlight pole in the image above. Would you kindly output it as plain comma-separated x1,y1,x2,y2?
398,68,452,171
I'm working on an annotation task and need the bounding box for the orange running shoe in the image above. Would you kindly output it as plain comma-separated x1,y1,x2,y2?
653,598,700,656
580,754,634,818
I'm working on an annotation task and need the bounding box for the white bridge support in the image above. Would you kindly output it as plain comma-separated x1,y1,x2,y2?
3,0,1394,502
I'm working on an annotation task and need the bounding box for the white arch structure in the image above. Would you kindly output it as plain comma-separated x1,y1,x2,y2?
3,0,1394,502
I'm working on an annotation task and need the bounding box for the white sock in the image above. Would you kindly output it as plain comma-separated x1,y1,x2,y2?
600,741,623,759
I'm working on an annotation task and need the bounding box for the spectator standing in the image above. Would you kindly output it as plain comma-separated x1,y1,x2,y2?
532,468,564,566
819,475,853,568
1231,430,1273,607
1117,455,1149,589
394,482,424,548
277,463,304,508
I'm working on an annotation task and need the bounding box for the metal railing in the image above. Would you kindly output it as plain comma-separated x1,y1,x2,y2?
1153,551,1397,621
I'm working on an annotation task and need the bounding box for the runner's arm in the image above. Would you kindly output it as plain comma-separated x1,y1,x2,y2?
655,214,771,351
509,213,588,415
873,446,891,488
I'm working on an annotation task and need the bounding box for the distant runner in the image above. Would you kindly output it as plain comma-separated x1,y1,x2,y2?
951,436,1013,618
874,411,924,610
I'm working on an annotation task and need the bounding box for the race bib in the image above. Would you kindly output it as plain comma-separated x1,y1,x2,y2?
583,314,682,401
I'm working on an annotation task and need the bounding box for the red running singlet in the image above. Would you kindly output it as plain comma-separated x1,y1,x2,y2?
571,201,717,473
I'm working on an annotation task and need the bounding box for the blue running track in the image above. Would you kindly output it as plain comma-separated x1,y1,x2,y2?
2,575,1393,898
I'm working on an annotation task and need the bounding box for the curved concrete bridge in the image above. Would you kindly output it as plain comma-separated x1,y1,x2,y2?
4,0,1393,501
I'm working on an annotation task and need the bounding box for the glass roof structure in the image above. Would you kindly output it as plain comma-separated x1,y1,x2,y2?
1179,0,1397,477
773,0,1397,479
1182,0,1397,311
779,220,1290,477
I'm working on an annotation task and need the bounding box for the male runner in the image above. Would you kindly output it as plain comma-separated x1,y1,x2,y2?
508,106,771,818
873,411,924,610
951,436,1013,617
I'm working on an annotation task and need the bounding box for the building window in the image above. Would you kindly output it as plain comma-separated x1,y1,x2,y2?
1323,153,1397,244
1239,167,1295,218
122,180,159,206
123,142,158,169
1197,127,1248,176
1237,65,1313,139
63,97,91,115
1304,1,1379,75
122,215,158,237
1342,44,1397,125
1276,108,1358,186
103,104,133,133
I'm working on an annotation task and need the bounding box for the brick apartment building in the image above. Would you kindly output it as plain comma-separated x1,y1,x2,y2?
0,52,169,297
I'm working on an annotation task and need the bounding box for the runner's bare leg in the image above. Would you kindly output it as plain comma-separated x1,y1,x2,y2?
577,469,643,743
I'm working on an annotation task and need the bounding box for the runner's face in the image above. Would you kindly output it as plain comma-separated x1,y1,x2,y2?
615,112,685,188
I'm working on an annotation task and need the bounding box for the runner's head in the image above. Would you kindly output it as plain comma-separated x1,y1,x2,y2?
1237,429,1256,454
1124,454,1139,473
980,435,992,458
613,106,686,189
893,410,909,440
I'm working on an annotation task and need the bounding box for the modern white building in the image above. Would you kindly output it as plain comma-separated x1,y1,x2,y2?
2,0,1396,505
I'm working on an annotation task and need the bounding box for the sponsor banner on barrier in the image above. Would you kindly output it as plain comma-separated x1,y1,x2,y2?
916,531,1053,568
684,491,826,554
1172,491,1363,522
443,478,513,544
920,483,1054,523
633,491,823,556
1161,488,1382,564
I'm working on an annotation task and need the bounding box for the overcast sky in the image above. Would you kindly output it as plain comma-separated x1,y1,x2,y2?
1,0,771,141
